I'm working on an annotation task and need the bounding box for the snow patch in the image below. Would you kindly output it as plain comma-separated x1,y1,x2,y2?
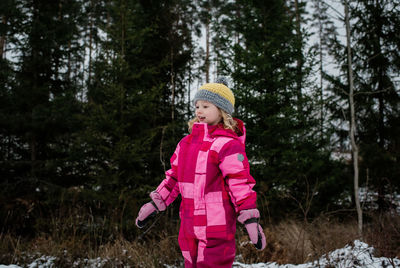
233,240,400,268
1,240,399,268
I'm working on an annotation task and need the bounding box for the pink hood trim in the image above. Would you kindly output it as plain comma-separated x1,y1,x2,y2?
210,118,246,145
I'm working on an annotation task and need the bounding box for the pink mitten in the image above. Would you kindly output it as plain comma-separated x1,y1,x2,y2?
135,201,158,228
238,209,266,250
136,191,166,228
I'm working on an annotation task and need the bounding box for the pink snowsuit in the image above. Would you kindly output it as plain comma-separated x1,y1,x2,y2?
154,120,257,267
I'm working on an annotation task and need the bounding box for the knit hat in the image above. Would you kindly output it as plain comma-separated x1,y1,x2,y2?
193,77,235,115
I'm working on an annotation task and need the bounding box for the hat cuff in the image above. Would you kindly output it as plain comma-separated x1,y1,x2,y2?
193,90,234,114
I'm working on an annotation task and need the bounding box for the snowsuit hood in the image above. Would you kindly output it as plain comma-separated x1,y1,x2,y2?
209,118,246,146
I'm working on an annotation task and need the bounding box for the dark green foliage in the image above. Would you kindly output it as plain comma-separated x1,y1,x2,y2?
352,0,400,205
80,0,193,196
324,0,400,212
63,0,196,237
211,0,349,218
0,0,87,236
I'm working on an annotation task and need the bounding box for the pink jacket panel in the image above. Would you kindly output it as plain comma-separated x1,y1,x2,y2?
155,119,257,239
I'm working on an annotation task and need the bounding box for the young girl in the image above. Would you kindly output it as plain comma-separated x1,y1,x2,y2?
136,78,266,267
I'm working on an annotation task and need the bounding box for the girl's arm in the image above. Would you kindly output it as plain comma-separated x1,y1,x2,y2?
219,139,266,250
136,142,181,228
218,140,257,213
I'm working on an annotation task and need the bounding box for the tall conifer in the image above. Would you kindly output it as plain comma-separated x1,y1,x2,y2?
211,0,344,217
80,0,195,214
325,0,400,212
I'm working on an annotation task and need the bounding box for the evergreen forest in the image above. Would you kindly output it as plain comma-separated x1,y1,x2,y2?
0,0,399,266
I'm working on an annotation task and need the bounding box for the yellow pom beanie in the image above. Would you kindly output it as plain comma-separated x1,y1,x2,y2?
193,77,235,114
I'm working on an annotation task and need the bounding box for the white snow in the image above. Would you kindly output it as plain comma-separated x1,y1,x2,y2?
1,240,399,268
233,240,399,267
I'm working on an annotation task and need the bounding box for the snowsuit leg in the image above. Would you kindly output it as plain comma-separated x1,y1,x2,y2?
178,227,236,268
178,228,198,267
196,237,235,268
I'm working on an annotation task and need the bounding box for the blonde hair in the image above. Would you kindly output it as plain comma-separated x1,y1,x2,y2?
188,108,238,133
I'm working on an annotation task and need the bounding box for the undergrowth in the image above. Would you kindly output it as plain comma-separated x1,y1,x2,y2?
0,210,399,267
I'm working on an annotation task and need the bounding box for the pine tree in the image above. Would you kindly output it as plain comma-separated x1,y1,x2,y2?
78,0,196,230
352,0,400,211
0,0,87,234
325,0,400,212
0,0,25,178
310,0,337,140
212,0,345,217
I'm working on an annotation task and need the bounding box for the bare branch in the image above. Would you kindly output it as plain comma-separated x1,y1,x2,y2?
159,126,167,173
354,88,390,96
324,1,345,20
337,86,350,96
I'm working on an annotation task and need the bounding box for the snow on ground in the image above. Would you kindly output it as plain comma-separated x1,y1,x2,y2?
233,240,399,268
1,240,399,268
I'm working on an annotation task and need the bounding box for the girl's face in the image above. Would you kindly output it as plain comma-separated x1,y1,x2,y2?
195,100,222,126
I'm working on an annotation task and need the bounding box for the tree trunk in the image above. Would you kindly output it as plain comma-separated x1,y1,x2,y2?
0,16,7,58
294,0,303,113
375,0,385,149
187,53,192,119
120,0,125,57
87,0,94,102
171,47,175,121
205,9,210,83
344,0,362,237
316,0,324,140
30,135,37,177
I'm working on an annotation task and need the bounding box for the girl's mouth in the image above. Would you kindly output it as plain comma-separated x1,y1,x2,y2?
198,116,205,121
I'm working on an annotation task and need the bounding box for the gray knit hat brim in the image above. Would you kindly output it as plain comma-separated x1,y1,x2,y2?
193,89,234,115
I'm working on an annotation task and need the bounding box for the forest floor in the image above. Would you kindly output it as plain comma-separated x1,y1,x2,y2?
1,213,399,267
0,240,399,267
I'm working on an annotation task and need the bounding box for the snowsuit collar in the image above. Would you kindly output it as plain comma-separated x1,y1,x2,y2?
191,118,246,145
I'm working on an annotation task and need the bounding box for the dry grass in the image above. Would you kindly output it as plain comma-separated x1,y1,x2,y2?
92,232,182,267
364,212,400,258
237,216,360,265
1,213,399,267
0,231,182,267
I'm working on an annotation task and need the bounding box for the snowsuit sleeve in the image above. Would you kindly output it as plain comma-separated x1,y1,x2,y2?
218,140,257,213
154,143,181,208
